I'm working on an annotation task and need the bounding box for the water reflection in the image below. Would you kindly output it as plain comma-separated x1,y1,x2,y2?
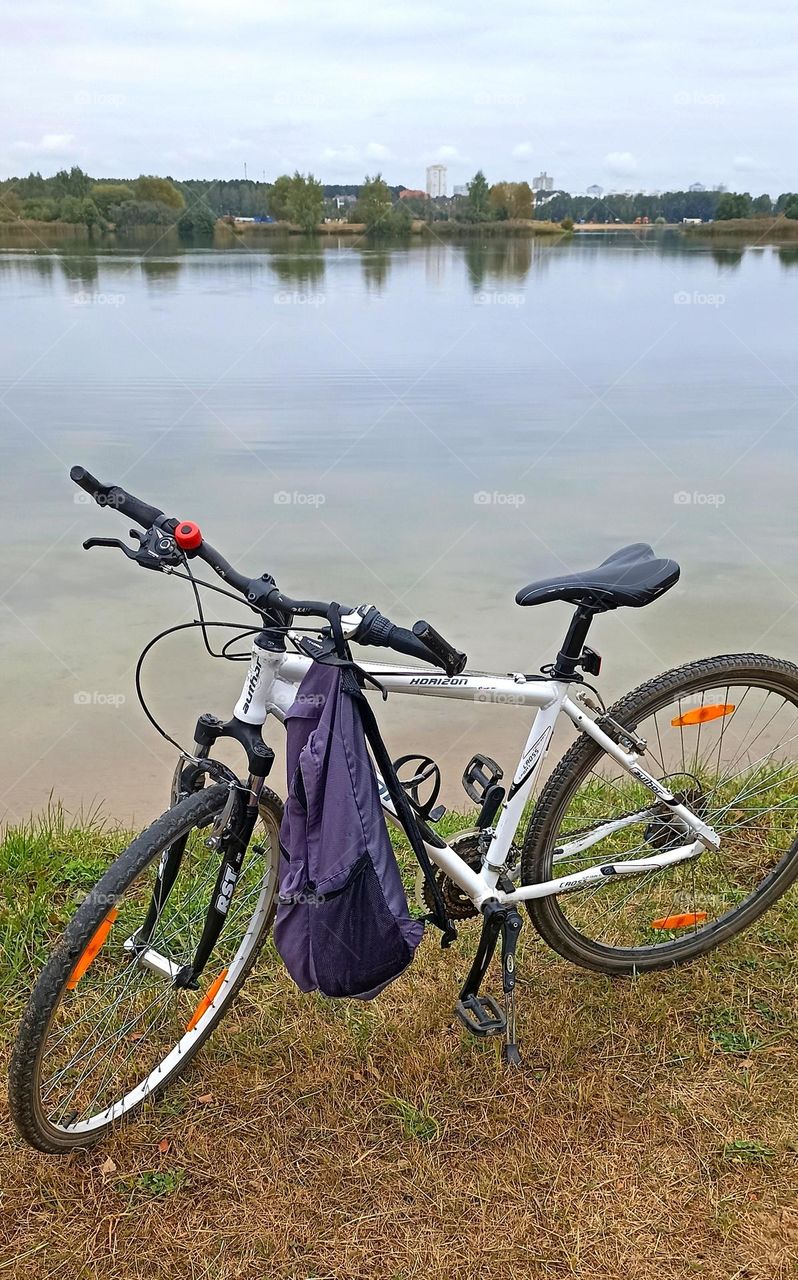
359,247,392,293
710,247,744,269
267,250,326,286
461,236,536,290
140,258,184,287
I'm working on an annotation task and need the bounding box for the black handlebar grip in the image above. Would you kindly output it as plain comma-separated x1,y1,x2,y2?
412,620,467,676
70,465,165,529
385,625,448,668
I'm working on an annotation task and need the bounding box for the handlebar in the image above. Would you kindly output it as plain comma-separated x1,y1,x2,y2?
70,466,169,532
70,465,468,675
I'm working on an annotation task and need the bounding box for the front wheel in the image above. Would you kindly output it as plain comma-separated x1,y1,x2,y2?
9,784,282,1153
522,654,798,975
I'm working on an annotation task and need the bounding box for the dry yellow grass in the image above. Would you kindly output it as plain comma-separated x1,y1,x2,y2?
1,816,796,1279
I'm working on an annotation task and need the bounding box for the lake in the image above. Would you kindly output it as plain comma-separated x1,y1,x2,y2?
1,230,796,822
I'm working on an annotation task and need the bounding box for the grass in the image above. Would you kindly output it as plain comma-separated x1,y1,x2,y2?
1,806,797,1279
685,216,798,241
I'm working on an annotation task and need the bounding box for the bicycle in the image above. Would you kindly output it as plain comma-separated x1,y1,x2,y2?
9,465,798,1152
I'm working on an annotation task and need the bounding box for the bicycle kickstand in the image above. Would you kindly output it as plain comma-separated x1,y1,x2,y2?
455,900,524,1066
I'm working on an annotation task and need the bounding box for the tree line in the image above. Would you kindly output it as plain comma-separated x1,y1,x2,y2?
1,166,796,235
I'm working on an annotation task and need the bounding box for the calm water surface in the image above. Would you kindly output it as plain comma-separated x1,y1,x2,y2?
1,232,796,820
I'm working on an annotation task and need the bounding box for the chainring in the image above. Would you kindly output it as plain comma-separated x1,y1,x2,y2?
420,831,484,920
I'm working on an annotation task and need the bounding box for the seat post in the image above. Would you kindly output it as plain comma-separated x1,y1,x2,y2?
552,604,597,679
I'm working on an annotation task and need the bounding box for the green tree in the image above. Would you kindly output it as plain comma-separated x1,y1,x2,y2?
751,193,773,215
0,188,21,221
715,191,753,220
177,206,217,240
465,170,491,222
268,174,294,221
285,171,323,233
784,198,798,221
489,181,533,220
776,192,798,215
53,166,92,198
133,175,185,210
91,182,134,216
353,173,393,235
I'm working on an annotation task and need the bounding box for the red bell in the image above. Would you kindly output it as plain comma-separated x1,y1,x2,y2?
174,520,203,550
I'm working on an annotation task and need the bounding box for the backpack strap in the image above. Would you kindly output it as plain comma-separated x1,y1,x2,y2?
313,605,457,947
354,692,458,948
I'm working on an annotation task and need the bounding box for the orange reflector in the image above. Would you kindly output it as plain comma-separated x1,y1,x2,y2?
650,911,708,930
66,908,118,989
671,703,735,727
186,968,228,1032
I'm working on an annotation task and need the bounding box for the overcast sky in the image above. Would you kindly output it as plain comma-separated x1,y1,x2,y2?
2,0,795,193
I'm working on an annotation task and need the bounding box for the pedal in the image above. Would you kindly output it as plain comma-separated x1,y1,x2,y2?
455,993,507,1036
462,753,503,804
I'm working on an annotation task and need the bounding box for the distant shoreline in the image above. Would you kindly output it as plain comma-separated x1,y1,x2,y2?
2,216,796,248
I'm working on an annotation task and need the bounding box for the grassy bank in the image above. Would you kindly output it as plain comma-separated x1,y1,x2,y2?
218,217,568,240
1,808,796,1278
685,216,798,241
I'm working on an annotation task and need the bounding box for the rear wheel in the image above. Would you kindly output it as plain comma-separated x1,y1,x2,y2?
522,654,798,974
9,784,282,1153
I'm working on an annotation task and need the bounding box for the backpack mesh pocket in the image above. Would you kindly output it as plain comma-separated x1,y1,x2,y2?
311,853,416,999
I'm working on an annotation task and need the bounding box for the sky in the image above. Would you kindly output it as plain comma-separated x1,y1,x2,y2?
1,0,795,194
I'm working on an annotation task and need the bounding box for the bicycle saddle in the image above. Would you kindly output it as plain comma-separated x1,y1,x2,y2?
515,543,680,611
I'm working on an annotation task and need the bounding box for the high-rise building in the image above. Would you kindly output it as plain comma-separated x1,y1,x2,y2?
532,172,553,192
453,184,467,197
426,164,447,198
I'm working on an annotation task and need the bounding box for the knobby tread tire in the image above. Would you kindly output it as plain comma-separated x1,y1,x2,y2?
521,654,798,975
9,784,283,1153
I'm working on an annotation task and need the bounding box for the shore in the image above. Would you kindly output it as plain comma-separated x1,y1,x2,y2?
2,804,795,1278
684,215,798,241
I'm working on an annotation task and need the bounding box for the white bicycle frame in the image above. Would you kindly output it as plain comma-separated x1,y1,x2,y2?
230,634,721,912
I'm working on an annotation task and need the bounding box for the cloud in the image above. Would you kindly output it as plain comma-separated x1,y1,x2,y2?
365,142,392,160
436,145,460,160
731,154,760,172
11,133,77,157
603,150,638,177
512,143,533,159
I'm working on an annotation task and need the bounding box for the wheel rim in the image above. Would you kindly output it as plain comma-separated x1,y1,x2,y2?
33,799,279,1137
542,676,798,955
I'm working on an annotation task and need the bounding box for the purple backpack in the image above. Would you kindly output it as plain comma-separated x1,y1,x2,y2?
274,659,425,999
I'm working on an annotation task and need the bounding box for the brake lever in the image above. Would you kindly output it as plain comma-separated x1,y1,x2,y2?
82,526,183,571
83,536,140,560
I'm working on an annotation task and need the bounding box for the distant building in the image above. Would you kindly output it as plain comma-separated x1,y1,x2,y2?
333,195,357,209
532,172,553,192
689,182,706,192
683,217,703,225
426,164,447,198
586,184,603,197
399,189,427,201
453,184,468,197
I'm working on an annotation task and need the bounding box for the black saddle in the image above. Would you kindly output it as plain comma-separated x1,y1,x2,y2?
516,543,680,612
